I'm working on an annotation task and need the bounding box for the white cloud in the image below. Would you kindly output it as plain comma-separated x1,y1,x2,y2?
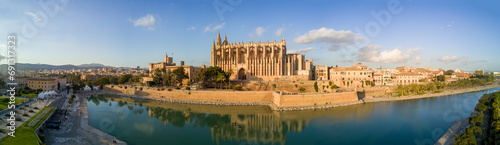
25,12,42,22
357,45,421,63
204,22,225,32
441,21,455,29
256,27,266,36
0,44,6,48
462,59,487,65
438,56,461,63
187,26,196,31
294,27,364,51
130,14,156,30
275,27,285,36
249,27,267,37
438,55,487,65
0,53,5,62
287,47,317,54
415,56,422,65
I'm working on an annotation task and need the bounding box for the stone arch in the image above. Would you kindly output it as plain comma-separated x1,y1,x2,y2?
238,68,246,80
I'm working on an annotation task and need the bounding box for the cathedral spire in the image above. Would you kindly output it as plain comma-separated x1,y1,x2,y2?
216,31,221,45
212,40,215,51
223,34,228,45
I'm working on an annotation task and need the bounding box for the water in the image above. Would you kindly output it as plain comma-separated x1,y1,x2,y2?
86,88,500,145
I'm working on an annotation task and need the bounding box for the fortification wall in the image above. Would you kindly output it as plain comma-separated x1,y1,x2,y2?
103,85,359,109
104,85,273,103
273,91,359,107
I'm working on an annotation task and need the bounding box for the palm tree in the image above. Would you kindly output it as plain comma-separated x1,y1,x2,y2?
216,72,226,90
225,69,234,89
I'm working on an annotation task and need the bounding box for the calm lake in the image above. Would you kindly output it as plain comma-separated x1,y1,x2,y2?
86,88,500,145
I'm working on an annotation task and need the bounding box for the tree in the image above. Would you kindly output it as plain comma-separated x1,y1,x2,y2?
97,77,110,86
437,75,445,82
109,77,118,85
152,68,163,86
195,68,207,88
216,72,226,89
204,66,225,88
172,66,188,86
118,74,132,84
163,71,172,86
298,87,306,94
225,69,233,89
129,75,142,83
314,82,319,92
444,70,454,75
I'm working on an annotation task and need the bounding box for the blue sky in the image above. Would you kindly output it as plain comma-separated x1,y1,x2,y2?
0,0,499,72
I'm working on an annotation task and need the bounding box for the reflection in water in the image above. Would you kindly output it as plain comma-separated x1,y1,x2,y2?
87,95,306,145
86,88,500,145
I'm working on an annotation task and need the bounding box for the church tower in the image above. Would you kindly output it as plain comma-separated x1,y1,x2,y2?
164,53,168,63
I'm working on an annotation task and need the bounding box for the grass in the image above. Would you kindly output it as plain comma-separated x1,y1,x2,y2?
0,107,55,145
23,93,38,98
0,97,25,111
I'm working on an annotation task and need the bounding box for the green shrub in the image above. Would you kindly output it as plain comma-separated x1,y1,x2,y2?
314,82,319,92
28,108,51,127
469,112,484,126
272,84,276,88
34,107,39,109
185,87,190,90
22,113,28,116
298,87,306,93
476,103,487,112
466,126,482,136
15,118,21,121
29,110,34,113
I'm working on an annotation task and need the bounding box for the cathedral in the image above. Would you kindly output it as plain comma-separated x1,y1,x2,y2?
211,32,313,81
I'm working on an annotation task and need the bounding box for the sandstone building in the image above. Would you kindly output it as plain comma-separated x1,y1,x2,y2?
148,53,204,83
28,78,57,91
329,63,374,88
211,32,313,80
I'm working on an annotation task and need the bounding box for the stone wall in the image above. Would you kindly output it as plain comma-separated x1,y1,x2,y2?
104,85,273,103
273,91,358,107
359,86,395,97
103,85,359,109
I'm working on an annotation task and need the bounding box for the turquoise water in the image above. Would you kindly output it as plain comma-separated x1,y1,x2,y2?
86,88,500,145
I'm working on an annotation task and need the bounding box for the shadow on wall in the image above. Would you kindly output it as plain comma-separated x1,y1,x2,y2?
357,91,366,100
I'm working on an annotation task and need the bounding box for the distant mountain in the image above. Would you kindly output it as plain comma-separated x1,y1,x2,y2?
77,63,108,68
0,63,125,71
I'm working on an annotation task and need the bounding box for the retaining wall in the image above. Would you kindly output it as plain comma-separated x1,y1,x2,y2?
104,85,359,109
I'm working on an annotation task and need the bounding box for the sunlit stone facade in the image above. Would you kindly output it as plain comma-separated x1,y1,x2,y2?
211,32,313,80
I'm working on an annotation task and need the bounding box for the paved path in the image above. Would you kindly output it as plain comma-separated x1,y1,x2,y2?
45,91,126,145
435,118,468,145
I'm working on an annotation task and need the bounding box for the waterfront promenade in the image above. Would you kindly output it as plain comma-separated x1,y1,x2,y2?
44,91,126,145
365,80,500,103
